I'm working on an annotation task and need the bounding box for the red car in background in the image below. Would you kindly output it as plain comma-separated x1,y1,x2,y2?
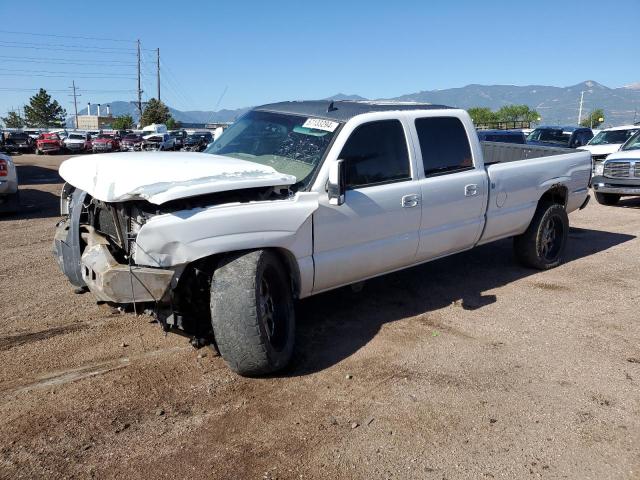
35,133,63,155
92,134,120,153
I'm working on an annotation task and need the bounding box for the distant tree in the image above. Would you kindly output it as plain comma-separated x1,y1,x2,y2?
23,88,66,128
140,98,171,127
580,109,605,128
165,117,182,130
111,114,135,130
467,107,499,125
1,111,25,128
496,104,540,123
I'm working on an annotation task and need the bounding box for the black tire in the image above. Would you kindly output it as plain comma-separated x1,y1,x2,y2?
594,192,620,206
514,202,569,270
210,250,295,376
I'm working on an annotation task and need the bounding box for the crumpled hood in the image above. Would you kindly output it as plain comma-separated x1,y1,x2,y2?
58,151,297,205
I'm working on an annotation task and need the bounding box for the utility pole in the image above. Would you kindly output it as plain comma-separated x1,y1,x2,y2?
137,39,143,121
577,90,584,125
69,80,80,129
156,48,160,101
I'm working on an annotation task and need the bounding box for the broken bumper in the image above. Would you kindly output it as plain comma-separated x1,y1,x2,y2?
81,243,174,304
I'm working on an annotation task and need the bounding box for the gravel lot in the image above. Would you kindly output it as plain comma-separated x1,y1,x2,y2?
1,153,639,480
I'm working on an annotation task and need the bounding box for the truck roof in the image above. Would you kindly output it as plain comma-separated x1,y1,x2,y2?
535,125,588,132
254,100,453,122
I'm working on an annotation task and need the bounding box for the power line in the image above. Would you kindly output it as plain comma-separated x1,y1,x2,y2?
0,73,137,79
0,39,138,52
0,29,137,43
0,41,137,55
0,67,136,76
0,87,136,93
0,55,137,66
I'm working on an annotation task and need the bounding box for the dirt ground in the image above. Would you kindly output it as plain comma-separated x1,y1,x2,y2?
1,153,639,480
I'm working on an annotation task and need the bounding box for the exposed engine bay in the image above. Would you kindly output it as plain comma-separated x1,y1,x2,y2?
53,184,293,346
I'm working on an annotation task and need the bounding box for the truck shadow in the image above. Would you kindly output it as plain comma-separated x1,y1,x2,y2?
0,189,61,221
0,165,63,221
288,227,635,377
16,164,63,186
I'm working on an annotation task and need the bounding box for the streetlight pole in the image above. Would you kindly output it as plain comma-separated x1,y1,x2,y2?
577,91,584,125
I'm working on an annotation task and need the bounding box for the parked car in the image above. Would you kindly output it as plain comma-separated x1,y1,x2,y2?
54,101,591,376
591,129,640,205
181,131,213,151
527,126,593,148
0,152,19,212
63,132,92,153
120,133,144,151
92,134,120,153
169,130,187,150
476,129,526,144
579,125,640,163
23,129,42,141
3,131,34,153
142,133,175,151
35,132,63,155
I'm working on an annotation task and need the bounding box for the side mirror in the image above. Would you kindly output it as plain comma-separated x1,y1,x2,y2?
328,159,346,206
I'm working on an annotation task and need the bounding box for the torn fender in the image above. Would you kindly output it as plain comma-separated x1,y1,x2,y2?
133,192,319,268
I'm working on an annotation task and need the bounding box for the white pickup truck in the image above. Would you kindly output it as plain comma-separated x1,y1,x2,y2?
53,101,591,376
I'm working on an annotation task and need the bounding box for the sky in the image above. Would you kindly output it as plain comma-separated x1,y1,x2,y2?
1,0,639,116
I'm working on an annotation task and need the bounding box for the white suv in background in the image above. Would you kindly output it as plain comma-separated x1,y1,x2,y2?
580,124,640,163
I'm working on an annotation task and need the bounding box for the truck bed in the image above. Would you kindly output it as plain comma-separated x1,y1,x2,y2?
481,141,571,164
478,143,591,245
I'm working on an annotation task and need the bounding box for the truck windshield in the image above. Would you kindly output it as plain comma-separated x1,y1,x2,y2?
589,129,638,145
621,131,640,151
527,128,570,146
205,110,339,189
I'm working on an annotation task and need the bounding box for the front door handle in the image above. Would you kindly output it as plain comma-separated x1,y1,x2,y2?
401,194,420,208
465,184,478,196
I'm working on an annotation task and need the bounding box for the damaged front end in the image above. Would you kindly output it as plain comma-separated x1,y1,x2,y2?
52,182,299,346
53,184,176,303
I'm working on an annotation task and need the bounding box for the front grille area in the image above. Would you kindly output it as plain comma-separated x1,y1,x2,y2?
635,163,640,178
95,208,118,241
604,161,631,178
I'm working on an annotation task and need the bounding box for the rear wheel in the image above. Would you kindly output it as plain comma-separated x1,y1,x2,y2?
594,192,620,206
514,202,569,270
210,250,295,376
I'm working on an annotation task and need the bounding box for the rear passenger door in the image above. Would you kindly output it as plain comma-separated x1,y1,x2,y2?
411,116,487,261
313,119,421,292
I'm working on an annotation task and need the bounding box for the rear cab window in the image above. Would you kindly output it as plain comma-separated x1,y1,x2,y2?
339,119,411,189
415,117,473,176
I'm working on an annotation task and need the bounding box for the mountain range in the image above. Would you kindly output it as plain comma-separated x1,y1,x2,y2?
70,80,640,127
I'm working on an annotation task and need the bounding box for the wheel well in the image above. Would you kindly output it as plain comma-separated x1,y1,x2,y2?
539,185,567,208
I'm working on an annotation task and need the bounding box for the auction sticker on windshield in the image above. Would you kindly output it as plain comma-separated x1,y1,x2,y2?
302,118,339,132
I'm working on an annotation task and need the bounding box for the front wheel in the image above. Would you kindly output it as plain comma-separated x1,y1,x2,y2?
594,192,620,206
514,203,569,270
210,250,295,376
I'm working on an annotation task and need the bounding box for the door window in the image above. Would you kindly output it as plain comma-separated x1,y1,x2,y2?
415,117,473,176
339,120,411,189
